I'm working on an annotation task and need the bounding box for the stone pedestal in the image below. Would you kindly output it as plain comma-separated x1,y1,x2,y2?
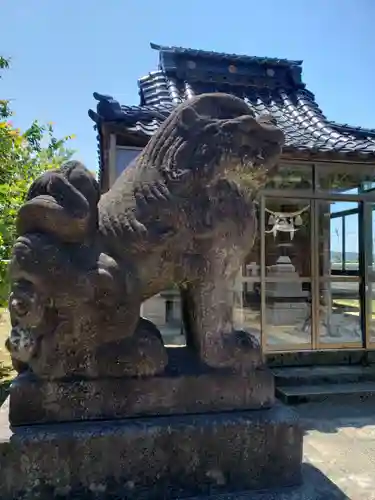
9,366,274,426
9,347,275,425
0,398,302,500
0,346,303,499
266,301,309,325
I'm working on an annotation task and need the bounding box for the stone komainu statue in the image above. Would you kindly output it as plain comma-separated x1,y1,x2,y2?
6,93,284,380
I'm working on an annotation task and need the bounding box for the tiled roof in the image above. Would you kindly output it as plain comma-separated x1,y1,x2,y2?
330,121,375,142
89,43,375,162
149,42,303,69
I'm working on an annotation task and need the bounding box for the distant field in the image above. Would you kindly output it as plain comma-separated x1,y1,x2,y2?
0,309,12,371
334,299,375,318
0,309,14,404
331,262,359,270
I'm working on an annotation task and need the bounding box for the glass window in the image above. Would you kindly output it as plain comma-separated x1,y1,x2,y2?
316,164,374,193
115,147,142,179
365,204,375,345
318,200,360,277
265,163,313,190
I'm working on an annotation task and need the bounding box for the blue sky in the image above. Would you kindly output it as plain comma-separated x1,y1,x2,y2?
1,0,375,253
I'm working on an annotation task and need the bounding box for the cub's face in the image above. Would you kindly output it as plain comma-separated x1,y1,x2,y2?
6,278,47,363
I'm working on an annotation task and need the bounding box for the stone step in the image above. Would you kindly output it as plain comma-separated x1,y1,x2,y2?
273,365,375,387
266,349,373,368
276,381,375,404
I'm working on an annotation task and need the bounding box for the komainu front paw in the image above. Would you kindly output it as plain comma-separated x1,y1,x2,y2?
203,329,264,373
223,330,263,371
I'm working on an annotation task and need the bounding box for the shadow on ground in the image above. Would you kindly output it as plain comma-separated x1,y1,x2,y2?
187,464,349,499
293,396,375,434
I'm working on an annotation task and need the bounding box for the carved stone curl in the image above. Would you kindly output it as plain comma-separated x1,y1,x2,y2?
6,93,284,381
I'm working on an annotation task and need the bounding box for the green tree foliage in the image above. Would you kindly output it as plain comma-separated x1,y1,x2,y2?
0,56,75,305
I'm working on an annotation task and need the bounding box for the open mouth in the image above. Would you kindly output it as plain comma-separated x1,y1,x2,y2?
221,140,281,192
237,146,266,170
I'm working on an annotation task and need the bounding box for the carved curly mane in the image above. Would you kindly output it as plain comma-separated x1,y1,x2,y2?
136,93,257,182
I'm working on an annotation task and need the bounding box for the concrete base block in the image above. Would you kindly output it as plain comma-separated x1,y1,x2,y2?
0,400,302,500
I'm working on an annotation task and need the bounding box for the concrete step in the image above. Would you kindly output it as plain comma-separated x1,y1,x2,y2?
273,365,375,387
276,380,375,404
266,349,375,368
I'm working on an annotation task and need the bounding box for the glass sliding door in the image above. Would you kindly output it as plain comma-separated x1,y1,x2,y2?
257,163,375,353
260,196,313,351
315,199,363,349
260,193,366,353
363,201,375,348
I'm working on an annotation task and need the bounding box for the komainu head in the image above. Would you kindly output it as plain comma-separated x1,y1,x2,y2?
138,93,285,188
